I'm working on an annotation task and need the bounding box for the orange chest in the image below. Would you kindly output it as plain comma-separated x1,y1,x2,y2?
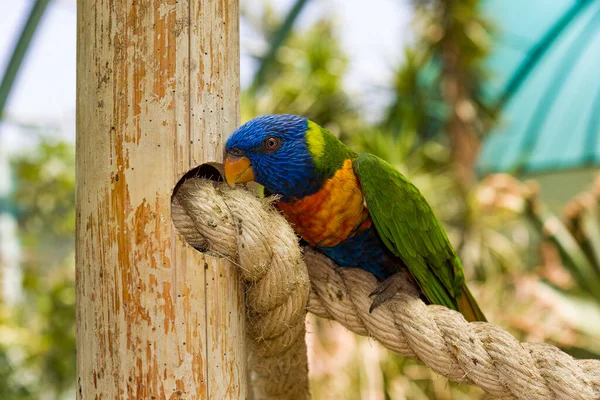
275,159,371,247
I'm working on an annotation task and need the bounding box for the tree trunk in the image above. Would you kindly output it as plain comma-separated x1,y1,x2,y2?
440,0,481,188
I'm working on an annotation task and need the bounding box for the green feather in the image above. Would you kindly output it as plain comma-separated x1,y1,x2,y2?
355,153,465,311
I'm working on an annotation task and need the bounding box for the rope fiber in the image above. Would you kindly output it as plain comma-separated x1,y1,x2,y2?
171,177,600,400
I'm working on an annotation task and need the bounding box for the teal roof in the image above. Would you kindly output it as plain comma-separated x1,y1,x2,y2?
477,0,600,175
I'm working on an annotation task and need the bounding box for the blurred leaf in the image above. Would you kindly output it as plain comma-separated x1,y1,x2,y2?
250,0,311,94
524,185,600,300
0,0,50,118
0,139,76,398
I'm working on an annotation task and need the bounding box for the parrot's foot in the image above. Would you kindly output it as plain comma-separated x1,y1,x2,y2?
368,273,407,313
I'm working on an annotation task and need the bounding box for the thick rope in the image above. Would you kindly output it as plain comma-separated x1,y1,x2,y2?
172,179,310,400
172,178,600,400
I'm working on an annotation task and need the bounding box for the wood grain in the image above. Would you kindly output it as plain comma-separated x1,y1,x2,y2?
76,0,244,398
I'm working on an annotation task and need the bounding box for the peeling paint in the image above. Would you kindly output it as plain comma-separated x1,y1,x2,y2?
76,0,244,398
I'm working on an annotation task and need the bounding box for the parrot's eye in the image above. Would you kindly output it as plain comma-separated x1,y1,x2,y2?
263,137,281,151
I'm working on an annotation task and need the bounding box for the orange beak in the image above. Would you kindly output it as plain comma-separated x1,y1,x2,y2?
224,155,255,187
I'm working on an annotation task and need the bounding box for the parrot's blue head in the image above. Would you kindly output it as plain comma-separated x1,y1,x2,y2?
224,114,323,199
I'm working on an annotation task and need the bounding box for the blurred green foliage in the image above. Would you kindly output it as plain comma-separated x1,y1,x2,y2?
0,140,75,399
242,6,363,141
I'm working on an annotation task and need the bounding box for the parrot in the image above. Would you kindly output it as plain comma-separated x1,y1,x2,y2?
224,114,486,322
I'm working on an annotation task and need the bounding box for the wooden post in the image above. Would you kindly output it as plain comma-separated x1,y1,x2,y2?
76,0,245,398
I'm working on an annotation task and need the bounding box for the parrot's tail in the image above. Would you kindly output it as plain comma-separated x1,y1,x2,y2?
457,284,487,322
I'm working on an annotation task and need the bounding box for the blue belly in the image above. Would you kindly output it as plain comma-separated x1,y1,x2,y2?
319,226,395,280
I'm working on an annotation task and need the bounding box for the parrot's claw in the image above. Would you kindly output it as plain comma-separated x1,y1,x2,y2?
368,272,407,313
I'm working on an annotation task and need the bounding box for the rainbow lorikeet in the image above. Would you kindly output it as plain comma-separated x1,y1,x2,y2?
224,114,486,322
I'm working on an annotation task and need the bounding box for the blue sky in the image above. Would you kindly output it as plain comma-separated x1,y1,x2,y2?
0,0,410,150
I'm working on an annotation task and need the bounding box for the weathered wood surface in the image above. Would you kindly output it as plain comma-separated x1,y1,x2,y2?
76,0,244,398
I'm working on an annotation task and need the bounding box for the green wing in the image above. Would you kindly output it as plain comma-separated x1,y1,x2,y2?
354,153,465,311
